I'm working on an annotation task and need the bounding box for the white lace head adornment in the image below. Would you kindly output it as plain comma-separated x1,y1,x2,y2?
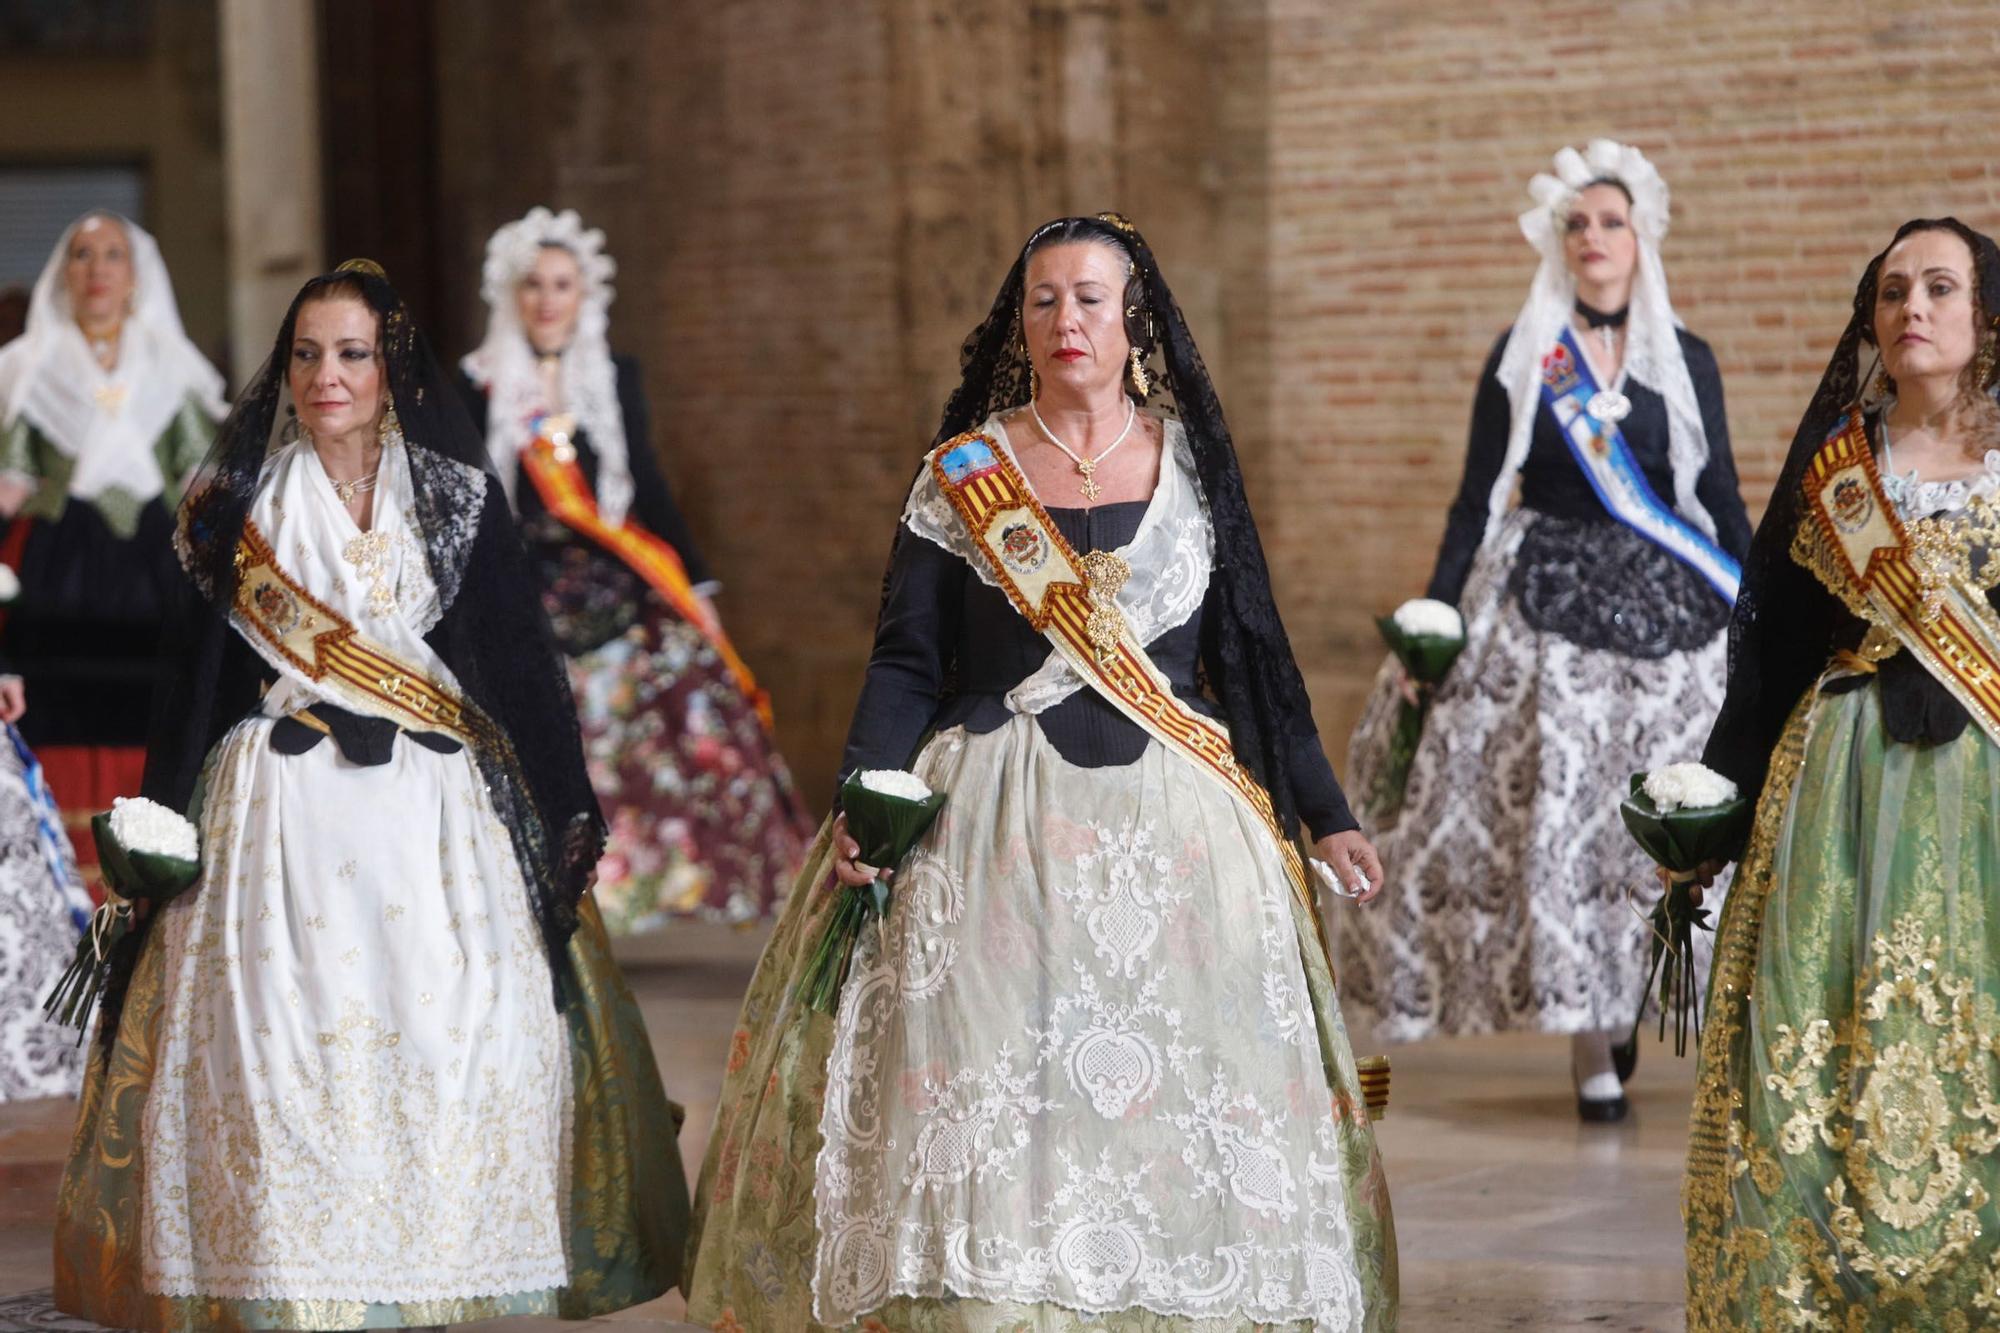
1489,141,1718,549
1518,140,1670,261
460,207,633,524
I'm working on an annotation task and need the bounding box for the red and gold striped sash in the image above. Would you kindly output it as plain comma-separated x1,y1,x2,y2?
1802,411,2000,744
519,432,773,730
231,519,496,748
931,431,1327,954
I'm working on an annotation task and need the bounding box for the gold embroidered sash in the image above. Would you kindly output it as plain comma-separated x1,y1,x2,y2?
231,519,503,752
930,431,1331,964
1796,410,2000,745
519,421,773,729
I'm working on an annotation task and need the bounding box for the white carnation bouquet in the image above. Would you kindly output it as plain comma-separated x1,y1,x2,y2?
1369,598,1467,815
45,797,202,1033
1617,762,1748,1056
799,769,947,1014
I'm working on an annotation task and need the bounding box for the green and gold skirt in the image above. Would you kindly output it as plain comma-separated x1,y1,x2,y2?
1687,678,2000,1328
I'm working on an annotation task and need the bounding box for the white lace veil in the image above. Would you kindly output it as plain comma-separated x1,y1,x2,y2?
0,210,226,503
460,207,633,525
1488,140,1717,543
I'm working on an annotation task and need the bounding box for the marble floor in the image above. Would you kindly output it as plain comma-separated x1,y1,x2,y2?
0,923,1696,1332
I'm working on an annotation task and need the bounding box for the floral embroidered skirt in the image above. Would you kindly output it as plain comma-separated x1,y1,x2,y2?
568,610,811,935
54,720,689,1330
1684,678,2000,1328
685,716,1397,1332
1339,513,1729,1042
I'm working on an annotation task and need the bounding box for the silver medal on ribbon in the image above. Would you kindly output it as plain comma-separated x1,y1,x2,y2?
1587,389,1631,424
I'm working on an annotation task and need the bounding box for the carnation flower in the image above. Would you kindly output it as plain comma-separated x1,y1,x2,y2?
1391,598,1464,640
1642,762,1738,814
0,565,18,603
856,769,932,801
107,796,199,861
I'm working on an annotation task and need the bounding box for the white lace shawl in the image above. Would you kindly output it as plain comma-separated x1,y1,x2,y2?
900,413,1213,713
243,434,451,728
0,211,225,503
1878,414,2000,519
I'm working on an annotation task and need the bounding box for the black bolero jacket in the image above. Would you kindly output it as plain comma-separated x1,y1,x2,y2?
1426,327,1754,607
838,498,1357,840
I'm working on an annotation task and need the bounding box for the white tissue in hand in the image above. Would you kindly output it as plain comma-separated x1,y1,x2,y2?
1391,597,1464,639
856,769,933,801
1641,762,1738,813
107,796,199,860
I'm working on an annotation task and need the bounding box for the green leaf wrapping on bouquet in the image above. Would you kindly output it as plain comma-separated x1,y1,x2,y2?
44,812,202,1036
837,776,947,870
1618,775,1749,874
1374,617,1465,685
1367,617,1466,815
797,776,948,1015
1618,775,1745,1057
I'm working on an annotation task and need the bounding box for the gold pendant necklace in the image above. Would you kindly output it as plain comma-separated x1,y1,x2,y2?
1029,398,1138,502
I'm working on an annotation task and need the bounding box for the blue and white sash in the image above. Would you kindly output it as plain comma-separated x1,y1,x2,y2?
1539,326,1741,603
5,724,88,933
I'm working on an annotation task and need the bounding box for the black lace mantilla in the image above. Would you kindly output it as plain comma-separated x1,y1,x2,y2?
1508,513,1731,658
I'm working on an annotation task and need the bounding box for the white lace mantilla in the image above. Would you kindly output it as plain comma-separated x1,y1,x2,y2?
811,720,1366,1329
900,413,1213,715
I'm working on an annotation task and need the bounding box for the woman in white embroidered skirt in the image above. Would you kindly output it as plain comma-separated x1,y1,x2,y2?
54,262,688,1331
686,214,1396,1332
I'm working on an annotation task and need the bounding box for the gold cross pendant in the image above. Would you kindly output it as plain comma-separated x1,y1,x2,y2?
1076,459,1101,502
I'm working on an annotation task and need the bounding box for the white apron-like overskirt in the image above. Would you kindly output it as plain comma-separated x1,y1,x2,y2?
137,716,570,1304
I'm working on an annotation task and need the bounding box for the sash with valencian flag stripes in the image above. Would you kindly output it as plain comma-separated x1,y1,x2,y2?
1803,409,2000,747
519,418,773,730
930,430,1335,968
231,518,508,753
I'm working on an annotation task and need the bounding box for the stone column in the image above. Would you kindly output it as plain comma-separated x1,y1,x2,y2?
217,0,323,382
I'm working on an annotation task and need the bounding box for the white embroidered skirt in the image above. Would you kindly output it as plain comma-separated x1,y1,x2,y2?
136,717,571,1304
812,716,1368,1330
1338,512,1728,1043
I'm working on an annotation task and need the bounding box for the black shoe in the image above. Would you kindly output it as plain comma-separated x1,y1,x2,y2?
1577,1092,1630,1123
1612,1034,1639,1084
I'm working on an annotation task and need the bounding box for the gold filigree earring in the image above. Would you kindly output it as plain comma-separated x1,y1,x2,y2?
1870,364,1895,402
1977,334,1997,387
1129,347,1151,398
378,392,404,448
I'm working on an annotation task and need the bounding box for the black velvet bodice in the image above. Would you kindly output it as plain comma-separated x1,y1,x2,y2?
840,500,1355,839
1425,326,1755,657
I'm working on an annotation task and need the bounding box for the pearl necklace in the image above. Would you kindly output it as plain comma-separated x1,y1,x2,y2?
1029,398,1138,502
328,467,380,506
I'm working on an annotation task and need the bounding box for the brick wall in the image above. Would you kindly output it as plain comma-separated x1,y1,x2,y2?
426,0,2000,806
1261,0,2000,751
430,0,1257,802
